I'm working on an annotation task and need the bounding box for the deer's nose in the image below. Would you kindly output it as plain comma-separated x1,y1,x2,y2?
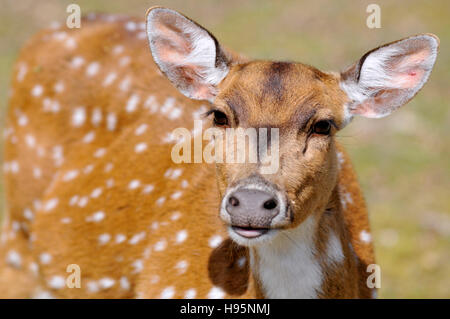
225,188,280,228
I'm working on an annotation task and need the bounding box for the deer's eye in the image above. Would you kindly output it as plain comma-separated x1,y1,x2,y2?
212,110,229,127
312,120,331,135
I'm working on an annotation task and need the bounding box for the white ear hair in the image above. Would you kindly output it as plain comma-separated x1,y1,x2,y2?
340,34,439,121
146,7,230,101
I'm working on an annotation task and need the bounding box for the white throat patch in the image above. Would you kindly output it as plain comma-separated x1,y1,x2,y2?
251,215,323,299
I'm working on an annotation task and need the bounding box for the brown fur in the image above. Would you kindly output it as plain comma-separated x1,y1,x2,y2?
0,14,375,298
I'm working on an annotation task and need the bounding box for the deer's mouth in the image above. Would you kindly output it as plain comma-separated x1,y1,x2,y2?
231,226,270,238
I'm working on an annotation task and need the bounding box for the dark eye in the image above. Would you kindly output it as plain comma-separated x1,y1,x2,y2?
313,120,331,135
212,110,229,127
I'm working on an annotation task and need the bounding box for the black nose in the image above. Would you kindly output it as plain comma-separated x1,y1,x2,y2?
225,188,280,227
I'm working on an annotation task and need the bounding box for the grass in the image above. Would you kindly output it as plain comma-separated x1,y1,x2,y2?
0,0,449,298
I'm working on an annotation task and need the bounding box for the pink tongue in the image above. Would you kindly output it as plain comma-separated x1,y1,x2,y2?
234,228,265,238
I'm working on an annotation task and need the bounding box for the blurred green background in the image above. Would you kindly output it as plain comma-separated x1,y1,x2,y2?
0,0,448,298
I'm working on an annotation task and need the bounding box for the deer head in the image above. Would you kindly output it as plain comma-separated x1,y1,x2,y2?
146,7,439,247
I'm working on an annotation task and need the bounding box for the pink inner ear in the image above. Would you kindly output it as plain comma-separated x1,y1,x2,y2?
153,21,192,65
158,49,185,65
391,68,426,89
390,48,431,89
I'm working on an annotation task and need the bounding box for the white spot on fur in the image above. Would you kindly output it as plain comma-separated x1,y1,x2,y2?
83,131,95,143
6,250,22,268
168,106,182,120
32,289,55,299
151,222,159,231
25,134,36,148
23,208,34,220
184,288,197,299
115,234,126,244
360,230,372,243
125,94,140,113
94,148,106,158
87,281,99,293
98,233,111,245
86,211,105,223
119,76,131,91
17,114,28,126
150,275,160,284
144,95,159,113
112,45,124,55
156,197,166,206
129,232,146,245
29,262,39,276
103,72,117,87
91,108,102,126
43,198,59,212
98,278,115,289
65,37,77,49
337,151,345,170
164,168,183,180
371,289,378,299
181,180,189,189
128,179,141,190
208,286,225,299
125,21,137,31
54,81,64,93
175,230,188,244
170,191,183,200
39,253,52,265
106,178,115,188
83,164,94,175
135,124,148,135
175,260,188,275
209,235,222,248
132,259,144,274
17,63,27,82
120,277,130,290
48,276,65,289
78,196,89,207
86,62,100,77
71,56,85,68
69,195,79,206
107,112,117,131
119,56,131,67
160,286,175,299
90,187,103,198
237,257,246,268
42,98,60,113
104,162,114,173
60,217,72,224
171,211,181,221
62,169,78,182
8,161,19,174
135,142,147,153
142,184,154,194
72,107,86,127
31,85,43,97
154,238,167,251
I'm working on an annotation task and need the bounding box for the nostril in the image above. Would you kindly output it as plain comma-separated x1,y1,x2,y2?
263,199,277,210
228,196,240,207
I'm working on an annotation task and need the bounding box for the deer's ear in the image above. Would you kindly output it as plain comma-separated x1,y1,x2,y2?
340,34,439,120
146,7,231,102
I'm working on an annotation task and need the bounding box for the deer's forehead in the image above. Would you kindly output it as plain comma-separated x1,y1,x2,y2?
217,61,343,126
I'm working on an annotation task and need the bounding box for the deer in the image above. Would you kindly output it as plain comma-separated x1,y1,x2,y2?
0,7,439,299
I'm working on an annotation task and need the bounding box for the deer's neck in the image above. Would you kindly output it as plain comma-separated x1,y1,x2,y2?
250,189,354,298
